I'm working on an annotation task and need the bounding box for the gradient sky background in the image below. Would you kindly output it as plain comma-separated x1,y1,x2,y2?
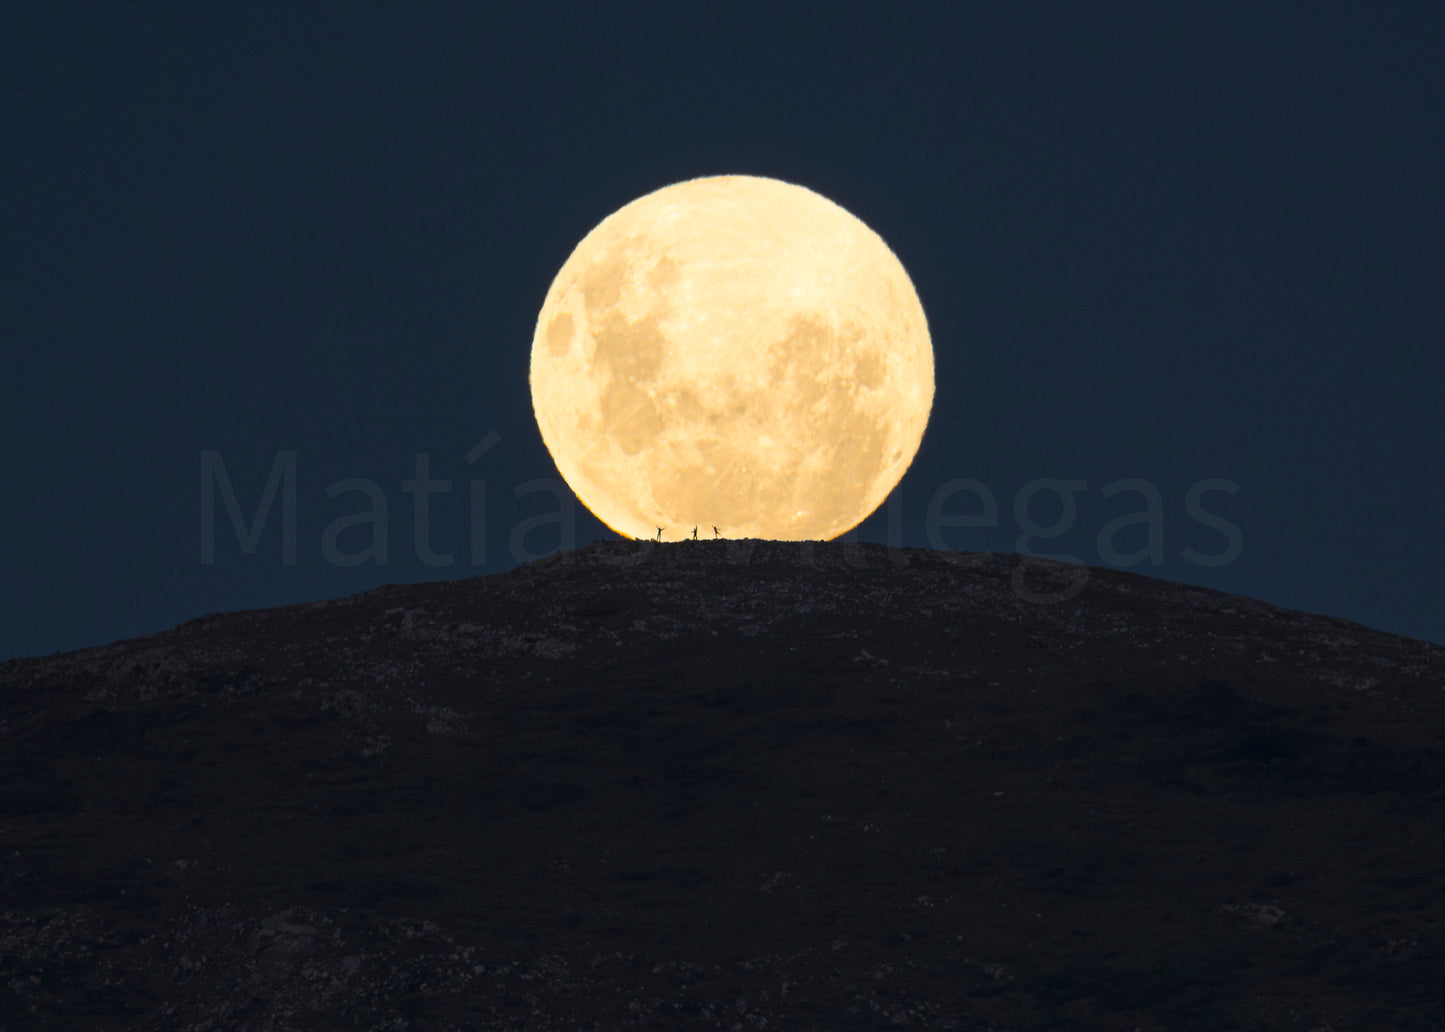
4,4,1442,661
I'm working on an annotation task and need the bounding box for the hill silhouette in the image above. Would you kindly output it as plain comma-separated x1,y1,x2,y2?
2,540,1442,1030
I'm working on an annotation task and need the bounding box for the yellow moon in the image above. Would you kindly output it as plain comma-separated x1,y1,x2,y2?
529,174,933,541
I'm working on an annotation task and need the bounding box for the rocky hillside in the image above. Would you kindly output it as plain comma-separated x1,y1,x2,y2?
2,540,1443,1030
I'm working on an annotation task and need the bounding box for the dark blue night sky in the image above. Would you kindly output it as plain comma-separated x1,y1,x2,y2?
4,4,1442,661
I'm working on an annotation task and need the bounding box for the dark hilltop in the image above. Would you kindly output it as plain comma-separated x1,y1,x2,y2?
2,540,1442,1030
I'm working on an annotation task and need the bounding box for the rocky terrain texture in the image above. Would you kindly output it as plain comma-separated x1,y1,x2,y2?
2,539,1443,1030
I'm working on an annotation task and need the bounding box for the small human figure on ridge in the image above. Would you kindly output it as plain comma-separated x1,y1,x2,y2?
656,527,663,541
691,526,698,540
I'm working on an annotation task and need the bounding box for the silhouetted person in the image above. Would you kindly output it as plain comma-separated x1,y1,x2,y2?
713,525,719,538
691,526,698,540
656,527,663,541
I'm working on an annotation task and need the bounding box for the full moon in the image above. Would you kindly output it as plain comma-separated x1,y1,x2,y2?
530,174,933,541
